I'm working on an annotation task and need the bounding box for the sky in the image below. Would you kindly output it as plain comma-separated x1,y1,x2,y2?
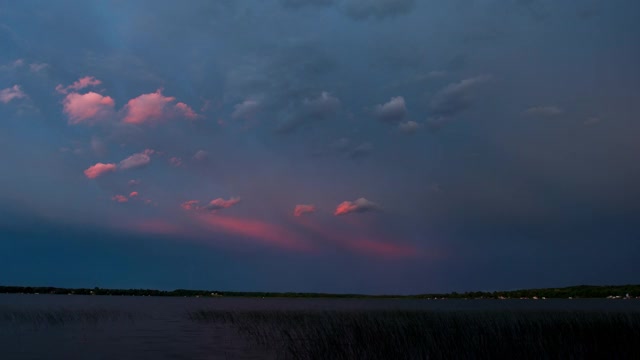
0,0,639,294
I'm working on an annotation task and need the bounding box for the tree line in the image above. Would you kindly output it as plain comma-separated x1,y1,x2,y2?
0,284,638,299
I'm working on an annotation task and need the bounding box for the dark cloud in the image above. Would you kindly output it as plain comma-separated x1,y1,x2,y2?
277,91,341,133
349,142,373,158
280,0,336,9
231,99,262,120
524,106,563,116
330,137,351,152
429,75,491,117
398,120,421,134
373,96,407,123
344,0,417,20
280,0,416,20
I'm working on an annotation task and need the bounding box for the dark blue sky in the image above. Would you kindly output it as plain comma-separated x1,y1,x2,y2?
1,0,639,294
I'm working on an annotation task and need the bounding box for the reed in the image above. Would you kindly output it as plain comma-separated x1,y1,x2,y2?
188,309,640,359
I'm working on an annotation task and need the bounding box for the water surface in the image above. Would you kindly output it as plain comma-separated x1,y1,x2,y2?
1,294,638,359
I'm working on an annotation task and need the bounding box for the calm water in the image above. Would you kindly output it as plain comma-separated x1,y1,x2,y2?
1,294,639,359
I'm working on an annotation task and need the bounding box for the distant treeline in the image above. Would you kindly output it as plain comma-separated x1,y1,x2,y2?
0,285,638,299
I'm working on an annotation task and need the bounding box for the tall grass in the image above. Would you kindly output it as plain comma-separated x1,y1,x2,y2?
188,309,640,359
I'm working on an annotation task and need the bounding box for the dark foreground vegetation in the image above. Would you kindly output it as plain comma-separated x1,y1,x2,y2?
1,284,639,299
188,309,640,359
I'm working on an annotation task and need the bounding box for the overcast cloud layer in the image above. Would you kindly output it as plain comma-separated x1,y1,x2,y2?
0,0,639,294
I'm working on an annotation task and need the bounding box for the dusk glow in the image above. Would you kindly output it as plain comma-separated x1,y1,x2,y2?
1,0,638,294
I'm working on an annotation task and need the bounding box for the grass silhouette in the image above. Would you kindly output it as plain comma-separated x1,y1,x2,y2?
188,309,640,359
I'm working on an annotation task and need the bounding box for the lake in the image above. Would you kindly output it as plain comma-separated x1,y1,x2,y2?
2,294,640,359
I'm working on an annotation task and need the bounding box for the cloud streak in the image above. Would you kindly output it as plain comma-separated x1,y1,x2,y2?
205,197,241,211
56,76,102,94
335,198,381,215
194,214,312,251
181,197,241,212
294,204,317,217
524,106,564,116
84,163,117,179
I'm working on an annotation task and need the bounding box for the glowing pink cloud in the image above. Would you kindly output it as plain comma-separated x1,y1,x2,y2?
168,157,182,167
111,195,128,203
206,197,241,211
123,90,174,124
56,76,102,94
129,191,139,198
296,217,420,258
334,197,381,216
294,204,316,217
195,213,312,251
63,92,115,124
181,200,200,211
84,162,117,179
175,102,198,119
0,85,27,104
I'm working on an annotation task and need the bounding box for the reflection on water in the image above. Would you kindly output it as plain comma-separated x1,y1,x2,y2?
1,294,639,359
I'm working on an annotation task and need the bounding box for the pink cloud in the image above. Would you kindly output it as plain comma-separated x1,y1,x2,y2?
118,150,152,170
129,179,141,186
206,197,241,211
129,191,139,198
334,197,381,216
175,102,198,119
181,200,200,211
84,162,117,179
63,92,115,124
122,90,198,124
0,85,27,104
111,195,129,203
294,204,317,217
168,157,182,167
123,90,174,124
195,213,312,251
56,76,102,94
